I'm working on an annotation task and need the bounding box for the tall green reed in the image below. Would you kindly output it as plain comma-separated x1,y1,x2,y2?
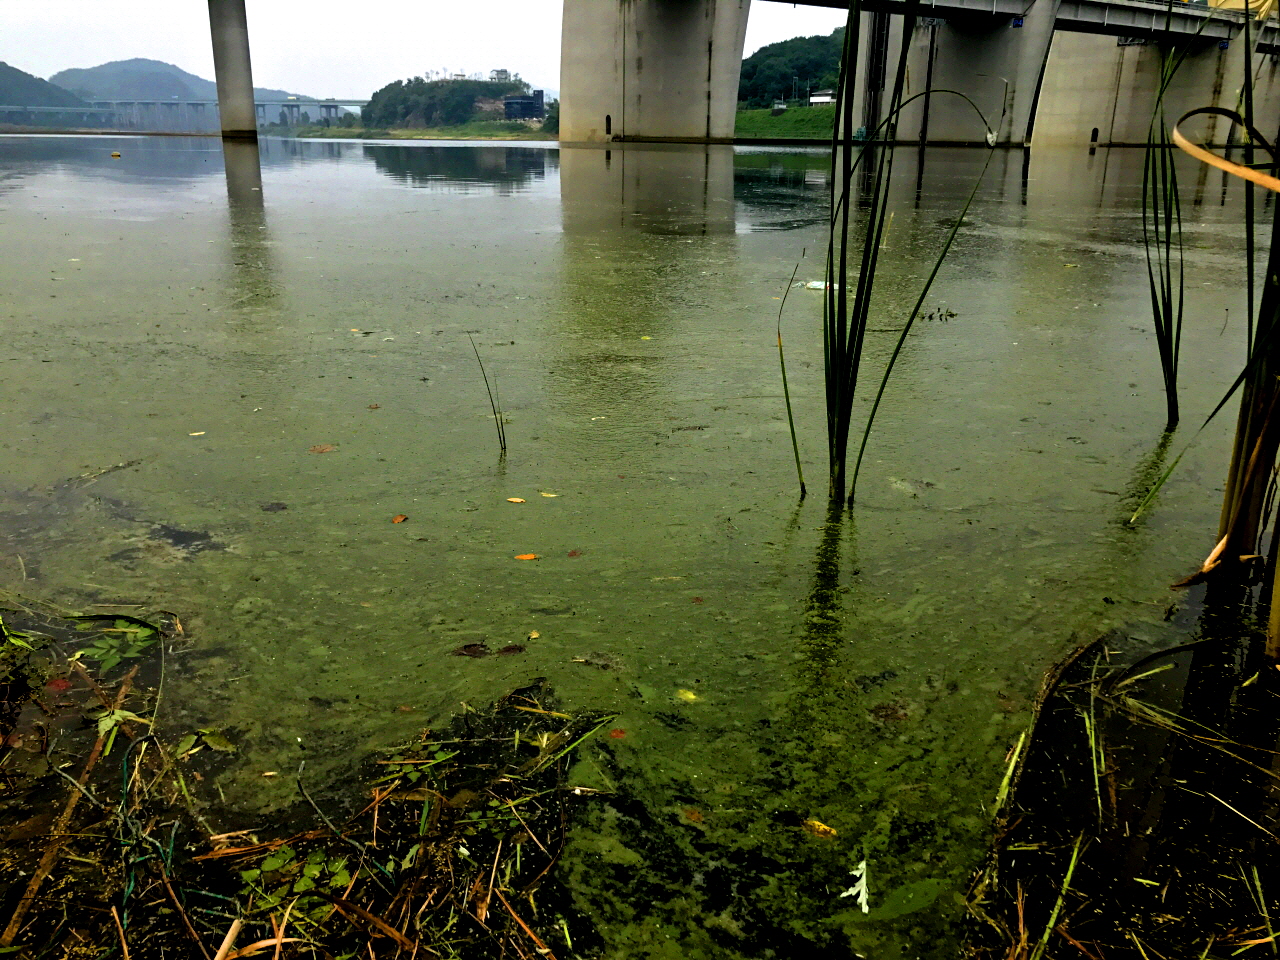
1142,54,1186,434
468,334,507,455
823,0,918,504
820,0,994,505
777,259,807,500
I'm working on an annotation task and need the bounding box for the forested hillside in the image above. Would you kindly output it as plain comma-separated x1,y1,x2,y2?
738,28,843,109
0,62,87,107
362,76,528,128
50,58,302,102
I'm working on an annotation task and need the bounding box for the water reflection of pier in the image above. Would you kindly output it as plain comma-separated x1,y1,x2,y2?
552,144,741,462
561,142,735,236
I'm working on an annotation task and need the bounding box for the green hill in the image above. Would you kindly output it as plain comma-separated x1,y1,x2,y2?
363,76,529,128
49,58,305,102
739,29,843,109
0,61,87,107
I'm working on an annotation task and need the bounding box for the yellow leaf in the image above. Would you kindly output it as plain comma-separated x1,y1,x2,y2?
802,819,837,839
540,492,558,498
528,630,541,639
515,553,539,560
676,689,699,702
507,497,526,503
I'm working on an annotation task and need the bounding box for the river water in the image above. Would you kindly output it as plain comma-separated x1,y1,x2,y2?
0,134,1260,957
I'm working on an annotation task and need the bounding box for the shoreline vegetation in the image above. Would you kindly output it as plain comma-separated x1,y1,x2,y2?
293,121,557,141
289,106,837,142
0,599,614,957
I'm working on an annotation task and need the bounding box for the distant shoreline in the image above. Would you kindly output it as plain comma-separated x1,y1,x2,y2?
294,123,556,142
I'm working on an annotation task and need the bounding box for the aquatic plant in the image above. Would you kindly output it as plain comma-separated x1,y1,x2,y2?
816,0,997,505
969,628,1280,958
468,333,507,454
1141,50,1186,434
823,0,908,503
776,259,807,499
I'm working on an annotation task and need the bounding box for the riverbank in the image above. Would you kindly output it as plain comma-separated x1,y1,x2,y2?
288,107,833,142
734,104,836,139
294,120,556,141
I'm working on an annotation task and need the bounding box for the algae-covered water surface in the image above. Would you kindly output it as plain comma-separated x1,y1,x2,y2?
0,135,1260,956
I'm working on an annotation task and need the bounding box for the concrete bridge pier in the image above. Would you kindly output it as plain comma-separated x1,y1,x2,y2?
560,0,751,142
207,0,258,140
850,0,1061,145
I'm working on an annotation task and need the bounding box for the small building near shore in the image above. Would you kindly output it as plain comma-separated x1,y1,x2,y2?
809,89,836,106
504,90,545,120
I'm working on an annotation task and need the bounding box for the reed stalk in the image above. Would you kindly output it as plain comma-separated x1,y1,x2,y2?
824,0,917,503
819,0,1002,506
777,260,807,499
468,334,507,455
1141,83,1185,434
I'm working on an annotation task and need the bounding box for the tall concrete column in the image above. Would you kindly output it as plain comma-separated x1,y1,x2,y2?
859,4,1061,146
561,0,751,143
208,0,258,140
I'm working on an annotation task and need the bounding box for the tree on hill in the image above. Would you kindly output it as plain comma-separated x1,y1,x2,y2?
738,28,843,109
0,61,87,108
362,76,529,128
49,58,305,102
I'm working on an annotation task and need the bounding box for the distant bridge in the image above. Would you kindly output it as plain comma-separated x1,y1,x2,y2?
559,0,1280,146
0,97,368,133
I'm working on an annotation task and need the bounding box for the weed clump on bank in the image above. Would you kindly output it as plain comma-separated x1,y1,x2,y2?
0,600,613,958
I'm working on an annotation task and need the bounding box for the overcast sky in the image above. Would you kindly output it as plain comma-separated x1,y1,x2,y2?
2,1,845,98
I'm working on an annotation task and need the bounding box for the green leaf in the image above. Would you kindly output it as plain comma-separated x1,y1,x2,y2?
199,729,236,753
95,708,150,737
174,734,199,756
293,876,316,893
261,852,292,872
303,863,323,878
239,869,262,883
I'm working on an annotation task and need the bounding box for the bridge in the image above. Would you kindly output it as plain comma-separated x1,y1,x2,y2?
192,0,1277,149
556,0,1280,146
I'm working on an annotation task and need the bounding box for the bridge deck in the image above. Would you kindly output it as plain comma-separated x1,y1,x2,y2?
795,0,1278,49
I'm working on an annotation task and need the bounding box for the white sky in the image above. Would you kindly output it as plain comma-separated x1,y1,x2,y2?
0,0,846,99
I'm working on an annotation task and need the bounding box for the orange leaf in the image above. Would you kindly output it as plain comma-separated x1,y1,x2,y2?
392,514,408,523
308,444,337,454
515,553,539,560
801,818,837,839
507,497,526,503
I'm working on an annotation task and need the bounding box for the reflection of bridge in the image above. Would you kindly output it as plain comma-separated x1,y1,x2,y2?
559,0,1280,146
